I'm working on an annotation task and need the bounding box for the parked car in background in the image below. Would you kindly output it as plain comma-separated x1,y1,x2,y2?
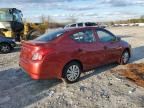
0,35,16,53
64,22,107,29
19,27,131,83
64,22,98,28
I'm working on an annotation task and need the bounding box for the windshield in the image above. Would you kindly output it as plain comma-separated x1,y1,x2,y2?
0,10,13,21
35,29,65,42
13,10,23,22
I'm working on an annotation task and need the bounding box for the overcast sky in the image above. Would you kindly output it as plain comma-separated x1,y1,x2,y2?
0,0,144,22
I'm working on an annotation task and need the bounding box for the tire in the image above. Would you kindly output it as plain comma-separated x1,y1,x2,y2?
0,43,11,53
120,50,130,65
63,62,81,83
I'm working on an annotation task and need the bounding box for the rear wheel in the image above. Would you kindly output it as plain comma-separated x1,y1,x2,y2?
63,62,81,83
0,43,11,53
120,50,130,65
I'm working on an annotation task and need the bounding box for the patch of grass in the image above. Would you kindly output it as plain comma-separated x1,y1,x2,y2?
112,63,144,87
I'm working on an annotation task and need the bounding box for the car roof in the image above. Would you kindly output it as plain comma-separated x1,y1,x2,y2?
67,22,97,25
64,26,103,32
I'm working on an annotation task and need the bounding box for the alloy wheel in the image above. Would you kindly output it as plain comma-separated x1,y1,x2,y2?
122,51,129,64
0,44,10,53
66,65,80,82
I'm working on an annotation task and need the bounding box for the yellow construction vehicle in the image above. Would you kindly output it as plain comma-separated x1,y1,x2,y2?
0,8,48,41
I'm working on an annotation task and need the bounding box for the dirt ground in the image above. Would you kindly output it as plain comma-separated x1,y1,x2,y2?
0,27,144,108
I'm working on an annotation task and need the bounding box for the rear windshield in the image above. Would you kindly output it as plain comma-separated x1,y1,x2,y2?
35,29,65,42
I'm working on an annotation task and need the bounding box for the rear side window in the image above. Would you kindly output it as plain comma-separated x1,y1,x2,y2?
35,29,65,42
71,30,96,43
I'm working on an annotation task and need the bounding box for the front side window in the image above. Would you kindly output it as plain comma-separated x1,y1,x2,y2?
96,30,115,42
71,30,96,43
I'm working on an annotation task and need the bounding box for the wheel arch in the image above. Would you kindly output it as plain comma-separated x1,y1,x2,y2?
119,47,131,64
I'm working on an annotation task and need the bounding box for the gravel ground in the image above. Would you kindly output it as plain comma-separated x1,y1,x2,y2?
0,27,144,108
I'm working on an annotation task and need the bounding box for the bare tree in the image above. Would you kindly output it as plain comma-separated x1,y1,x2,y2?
23,18,27,23
46,15,51,28
40,15,45,23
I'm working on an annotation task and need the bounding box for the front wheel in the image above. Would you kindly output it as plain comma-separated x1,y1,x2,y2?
120,50,130,65
63,62,81,83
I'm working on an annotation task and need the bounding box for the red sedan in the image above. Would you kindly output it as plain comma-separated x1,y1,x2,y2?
19,27,131,83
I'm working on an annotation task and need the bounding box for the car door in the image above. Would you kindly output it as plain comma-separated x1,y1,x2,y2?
70,28,105,70
96,29,122,64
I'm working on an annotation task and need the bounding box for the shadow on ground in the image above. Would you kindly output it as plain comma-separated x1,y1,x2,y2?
79,63,118,82
0,68,62,108
130,46,144,63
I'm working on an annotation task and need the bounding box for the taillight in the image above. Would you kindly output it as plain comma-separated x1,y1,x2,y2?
31,48,53,61
32,53,43,61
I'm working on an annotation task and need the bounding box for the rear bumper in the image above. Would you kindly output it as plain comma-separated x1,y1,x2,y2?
19,58,59,80
20,65,49,80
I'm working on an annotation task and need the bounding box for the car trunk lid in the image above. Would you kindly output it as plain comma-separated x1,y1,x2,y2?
20,40,52,60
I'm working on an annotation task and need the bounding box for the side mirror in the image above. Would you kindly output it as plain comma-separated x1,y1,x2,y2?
111,36,120,42
116,37,121,41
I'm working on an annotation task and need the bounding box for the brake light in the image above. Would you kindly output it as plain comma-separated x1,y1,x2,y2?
32,53,43,61
31,48,53,61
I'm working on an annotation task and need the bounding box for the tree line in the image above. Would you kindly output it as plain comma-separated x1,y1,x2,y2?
110,16,144,25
